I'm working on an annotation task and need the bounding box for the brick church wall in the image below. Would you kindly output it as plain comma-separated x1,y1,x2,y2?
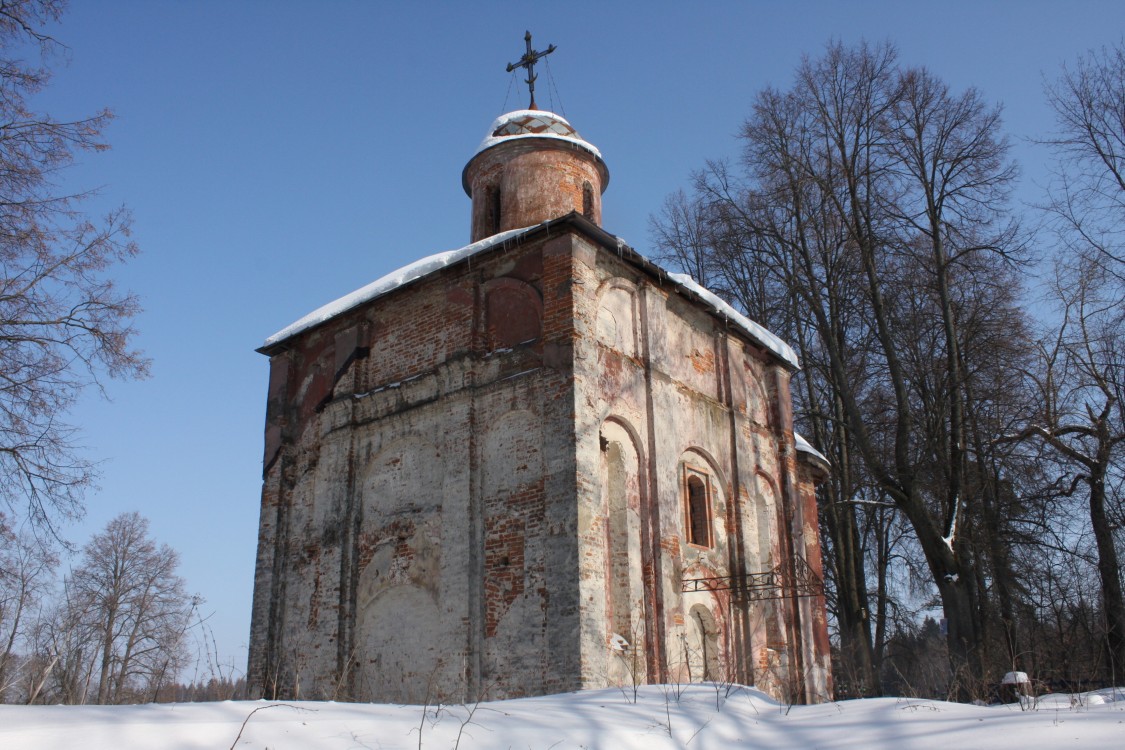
569,236,820,696
248,231,584,702
248,218,833,704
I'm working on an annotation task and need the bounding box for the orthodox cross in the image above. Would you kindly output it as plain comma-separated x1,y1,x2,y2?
506,31,556,110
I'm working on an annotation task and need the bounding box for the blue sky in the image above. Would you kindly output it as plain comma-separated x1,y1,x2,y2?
37,1,1125,676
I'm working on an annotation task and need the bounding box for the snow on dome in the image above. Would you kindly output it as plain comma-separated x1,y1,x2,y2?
474,109,603,160
491,110,579,138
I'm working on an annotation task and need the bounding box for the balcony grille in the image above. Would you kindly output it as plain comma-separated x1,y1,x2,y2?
681,556,823,601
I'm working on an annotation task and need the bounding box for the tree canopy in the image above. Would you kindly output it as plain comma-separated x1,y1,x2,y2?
0,0,147,534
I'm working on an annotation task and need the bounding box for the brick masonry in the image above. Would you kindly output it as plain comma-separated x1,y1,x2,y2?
247,116,832,704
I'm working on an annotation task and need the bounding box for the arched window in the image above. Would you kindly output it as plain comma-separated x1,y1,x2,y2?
488,185,502,234
685,472,712,547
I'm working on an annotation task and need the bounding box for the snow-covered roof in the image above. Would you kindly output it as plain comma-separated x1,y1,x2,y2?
261,220,800,372
261,226,531,348
668,272,799,369
794,433,830,465
473,109,603,161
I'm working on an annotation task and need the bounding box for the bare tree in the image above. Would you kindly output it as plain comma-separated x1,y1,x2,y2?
1013,257,1125,680
1042,42,1125,281
0,515,58,699
878,64,1028,691
68,512,192,704
652,41,1035,698
1017,40,1125,684
0,0,148,534
25,576,96,703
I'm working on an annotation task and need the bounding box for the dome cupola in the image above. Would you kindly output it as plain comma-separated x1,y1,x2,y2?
463,108,609,242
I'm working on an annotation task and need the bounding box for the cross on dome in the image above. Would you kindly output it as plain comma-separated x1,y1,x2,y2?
505,30,556,110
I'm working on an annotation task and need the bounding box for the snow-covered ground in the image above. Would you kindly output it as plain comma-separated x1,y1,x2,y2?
1,684,1121,749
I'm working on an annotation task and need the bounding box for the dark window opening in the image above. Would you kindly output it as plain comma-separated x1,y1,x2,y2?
582,181,594,219
687,474,711,547
488,186,502,234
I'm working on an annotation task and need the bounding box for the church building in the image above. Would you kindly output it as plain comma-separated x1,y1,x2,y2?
248,56,833,704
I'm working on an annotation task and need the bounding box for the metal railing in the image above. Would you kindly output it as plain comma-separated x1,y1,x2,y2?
681,556,823,601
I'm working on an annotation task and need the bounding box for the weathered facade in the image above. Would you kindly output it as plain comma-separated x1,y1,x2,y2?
248,109,832,704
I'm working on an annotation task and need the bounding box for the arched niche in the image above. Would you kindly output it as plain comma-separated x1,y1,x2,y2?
742,360,773,428
360,435,443,521
352,435,455,702
354,435,445,618
480,408,542,498
595,279,638,356
483,277,542,350
599,417,648,686
353,584,449,703
752,471,779,569
582,181,595,219
687,603,722,682
479,409,543,641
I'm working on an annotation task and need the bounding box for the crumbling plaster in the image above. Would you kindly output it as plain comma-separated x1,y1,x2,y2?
248,219,832,705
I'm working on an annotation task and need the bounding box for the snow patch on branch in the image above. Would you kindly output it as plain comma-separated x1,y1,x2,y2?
942,493,960,554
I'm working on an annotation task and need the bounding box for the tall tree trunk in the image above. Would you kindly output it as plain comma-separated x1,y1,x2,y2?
1088,464,1125,679
97,608,116,705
